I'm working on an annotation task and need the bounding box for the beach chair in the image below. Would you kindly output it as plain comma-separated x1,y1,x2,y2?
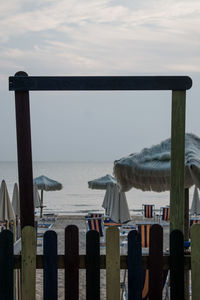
41,213,57,222
142,204,155,220
103,217,122,227
160,206,170,225
85,216,104,237
136,223,169,299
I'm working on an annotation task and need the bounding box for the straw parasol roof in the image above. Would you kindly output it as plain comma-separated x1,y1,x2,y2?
88,174,117,190
114,133,200,193
34,175,62,217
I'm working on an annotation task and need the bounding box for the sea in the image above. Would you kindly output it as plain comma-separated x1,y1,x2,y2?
0,161,195,216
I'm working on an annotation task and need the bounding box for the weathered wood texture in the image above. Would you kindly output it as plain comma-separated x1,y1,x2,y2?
170,90,186,233
15,71,34,228
21,226,36,300
106,227,120,300
191,224,200,300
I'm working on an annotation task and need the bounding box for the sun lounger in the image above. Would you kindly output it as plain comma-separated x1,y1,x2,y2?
142,204,155,220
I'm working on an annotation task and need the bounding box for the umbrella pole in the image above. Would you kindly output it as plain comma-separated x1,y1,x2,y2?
40,190,44,218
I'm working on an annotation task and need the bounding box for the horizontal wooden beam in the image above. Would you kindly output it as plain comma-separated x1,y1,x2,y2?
13,254,191,270
9,75,192,91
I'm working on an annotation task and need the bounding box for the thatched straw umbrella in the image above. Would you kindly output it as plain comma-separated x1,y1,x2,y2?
34,175,62,218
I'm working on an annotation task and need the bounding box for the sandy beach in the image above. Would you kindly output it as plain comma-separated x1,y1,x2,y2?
35,214,169,300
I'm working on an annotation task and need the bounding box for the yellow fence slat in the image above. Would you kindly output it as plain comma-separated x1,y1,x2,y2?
191,224,200,300
106,227,120,300
21,226,36,300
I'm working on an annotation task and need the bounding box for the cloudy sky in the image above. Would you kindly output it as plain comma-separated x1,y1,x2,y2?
0,0,200,161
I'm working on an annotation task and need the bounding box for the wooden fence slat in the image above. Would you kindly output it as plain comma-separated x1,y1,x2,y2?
191,224,200,300
44,230,58,300
170,90,186,233
0,230,13,300
65,225,79,300
86,230,100,300
149,224,163,300
128,230,142,300
106,227,120,300
170,229,184,300
21,226,36,300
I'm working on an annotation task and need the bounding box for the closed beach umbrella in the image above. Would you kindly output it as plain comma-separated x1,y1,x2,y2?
88,174,130,223
102,184,131,223
114,133,200,192
191,186,200,215
0,180,15,222
34,175,62,217
88,174,117,190
33,184,41,208
12,183,41,218
12,183,20,217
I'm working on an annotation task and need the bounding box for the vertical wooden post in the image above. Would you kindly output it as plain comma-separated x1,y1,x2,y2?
106,227,120,300
14,71,34,228
170,90,186,233
21,226,36,300
191,224,200,300
184,188,190,300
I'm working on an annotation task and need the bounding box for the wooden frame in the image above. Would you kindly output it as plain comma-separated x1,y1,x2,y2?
9,71,192,232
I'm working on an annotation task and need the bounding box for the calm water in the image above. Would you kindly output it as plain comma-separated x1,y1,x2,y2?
0,161,194,215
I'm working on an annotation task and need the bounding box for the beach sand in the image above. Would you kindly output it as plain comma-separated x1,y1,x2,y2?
36,215,169,300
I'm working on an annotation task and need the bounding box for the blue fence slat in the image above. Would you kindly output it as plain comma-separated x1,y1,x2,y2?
43,230,58,300
86,230,100,300
128,230,142,300
170,229,184,300
0,230,13,300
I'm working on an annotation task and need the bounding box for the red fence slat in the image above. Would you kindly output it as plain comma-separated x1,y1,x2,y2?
65,225,79,300
149,224,163,300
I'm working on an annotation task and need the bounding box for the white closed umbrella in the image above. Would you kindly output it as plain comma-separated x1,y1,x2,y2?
33,184,41,208
0,180,15,222
191,186,200,215
102,184,131,223
12,183,20,217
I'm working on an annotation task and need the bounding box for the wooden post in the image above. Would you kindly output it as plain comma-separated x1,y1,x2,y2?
184,188,190,300
170,90,186,233
106,227,120,300
191,224,200,300
15,71,34,228
21,226,36,300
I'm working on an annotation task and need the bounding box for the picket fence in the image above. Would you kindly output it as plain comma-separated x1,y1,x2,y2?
0,224,200,300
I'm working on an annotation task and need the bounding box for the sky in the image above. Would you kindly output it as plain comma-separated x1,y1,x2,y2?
0,0,200,162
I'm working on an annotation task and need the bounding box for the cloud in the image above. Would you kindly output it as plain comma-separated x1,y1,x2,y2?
0,0,200,84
